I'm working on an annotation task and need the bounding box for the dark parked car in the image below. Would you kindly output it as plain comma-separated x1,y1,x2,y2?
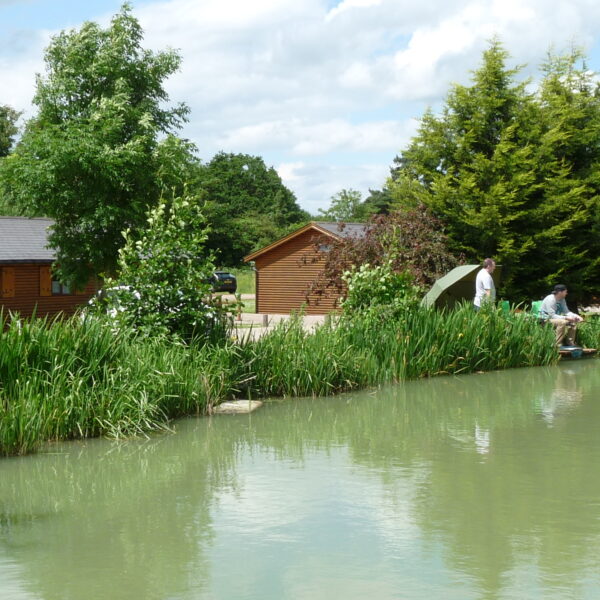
211,271,237,293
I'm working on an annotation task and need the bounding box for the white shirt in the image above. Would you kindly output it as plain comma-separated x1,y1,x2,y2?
474,268,496,307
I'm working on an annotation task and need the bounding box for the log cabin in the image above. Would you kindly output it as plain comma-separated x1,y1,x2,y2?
0,217,97,319
244,221,366,315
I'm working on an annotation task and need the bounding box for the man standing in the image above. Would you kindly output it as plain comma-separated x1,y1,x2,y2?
540,284,583,347
474,258,496,310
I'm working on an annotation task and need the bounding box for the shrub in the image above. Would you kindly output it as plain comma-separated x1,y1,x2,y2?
340,260,421,314
101,194,232,342
305,205,461,304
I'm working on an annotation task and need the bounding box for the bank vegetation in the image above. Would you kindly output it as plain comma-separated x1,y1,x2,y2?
2,304,599,457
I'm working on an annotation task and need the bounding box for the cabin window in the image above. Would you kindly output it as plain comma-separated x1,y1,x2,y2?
318,244,331,252
51,280,71,295
40,265,73,296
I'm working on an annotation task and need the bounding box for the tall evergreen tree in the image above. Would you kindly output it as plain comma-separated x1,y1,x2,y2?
390,41,600,301
531,49,600,299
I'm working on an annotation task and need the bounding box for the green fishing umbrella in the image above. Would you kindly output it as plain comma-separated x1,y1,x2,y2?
421,265,503,309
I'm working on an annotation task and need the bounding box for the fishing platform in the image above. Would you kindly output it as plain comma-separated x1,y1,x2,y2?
559,346,597,359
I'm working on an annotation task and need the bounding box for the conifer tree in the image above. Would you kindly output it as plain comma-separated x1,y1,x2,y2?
390,41,600,301
531,49,600,298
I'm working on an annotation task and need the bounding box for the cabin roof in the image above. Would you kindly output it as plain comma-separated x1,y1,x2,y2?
314,222,368,239
0,216,55,264
244,221,367,262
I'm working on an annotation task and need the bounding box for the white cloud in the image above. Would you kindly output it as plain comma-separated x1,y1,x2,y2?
326,0,384,21
0,30,48,113
3,0,600,211
339,61,373,88
277,161,390,215
277,161,306,184
218,118,415,156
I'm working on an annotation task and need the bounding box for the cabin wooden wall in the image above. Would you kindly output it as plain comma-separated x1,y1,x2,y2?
0,263,97,319
253,230,341,315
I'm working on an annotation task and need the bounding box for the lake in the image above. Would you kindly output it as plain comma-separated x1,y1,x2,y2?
1,360,599,599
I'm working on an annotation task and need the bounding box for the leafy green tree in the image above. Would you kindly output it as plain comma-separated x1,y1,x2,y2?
0,104,20,157
0,104,22,215
362,187,393,215
0,4,190,288
317,188,371,222
197,152,309,265
101,194,230,342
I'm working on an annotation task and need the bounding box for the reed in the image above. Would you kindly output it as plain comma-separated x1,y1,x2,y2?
579,317,600,349
237,303,558,397
0,302,565,457
236,315,363,397
0,313,240,456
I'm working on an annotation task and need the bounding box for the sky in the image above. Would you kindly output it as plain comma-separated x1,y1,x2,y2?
2,0,600,215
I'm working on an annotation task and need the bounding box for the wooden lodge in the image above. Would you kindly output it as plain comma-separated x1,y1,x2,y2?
244,221,366,315
0,217,97,319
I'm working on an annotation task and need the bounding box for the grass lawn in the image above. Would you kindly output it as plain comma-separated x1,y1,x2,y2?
241,298,255,313
214,295,255,314
228,268,255,294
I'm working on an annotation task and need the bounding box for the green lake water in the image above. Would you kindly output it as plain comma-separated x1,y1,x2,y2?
1,360,600,599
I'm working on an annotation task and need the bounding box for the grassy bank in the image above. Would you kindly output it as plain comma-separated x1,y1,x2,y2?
0,314,241,456
2,304,599,456
235,304,561,397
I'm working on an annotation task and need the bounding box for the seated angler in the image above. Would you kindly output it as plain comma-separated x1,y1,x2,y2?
539,284,583,347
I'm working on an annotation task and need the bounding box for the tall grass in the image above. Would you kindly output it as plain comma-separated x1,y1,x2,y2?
579,316,600,349
0,313,240,456
0,302,573,457
237,303,559,397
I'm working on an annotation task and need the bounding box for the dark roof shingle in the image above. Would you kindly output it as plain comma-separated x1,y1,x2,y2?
0,217,55,263
315,222,367,239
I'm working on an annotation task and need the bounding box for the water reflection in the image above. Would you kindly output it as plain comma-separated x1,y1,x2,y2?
0,361,599,599
0,425,238,600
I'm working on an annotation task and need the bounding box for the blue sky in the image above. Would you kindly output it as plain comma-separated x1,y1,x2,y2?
2,0,600,214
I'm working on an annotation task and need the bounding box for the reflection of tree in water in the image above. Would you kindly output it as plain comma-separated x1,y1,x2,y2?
406,363,600,599
238,365,551,465
1,362,599,599
0,420,239,600
228,362,600,598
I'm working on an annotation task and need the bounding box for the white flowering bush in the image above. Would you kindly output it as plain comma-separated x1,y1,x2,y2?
100,194,231,342
340,260,420,314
